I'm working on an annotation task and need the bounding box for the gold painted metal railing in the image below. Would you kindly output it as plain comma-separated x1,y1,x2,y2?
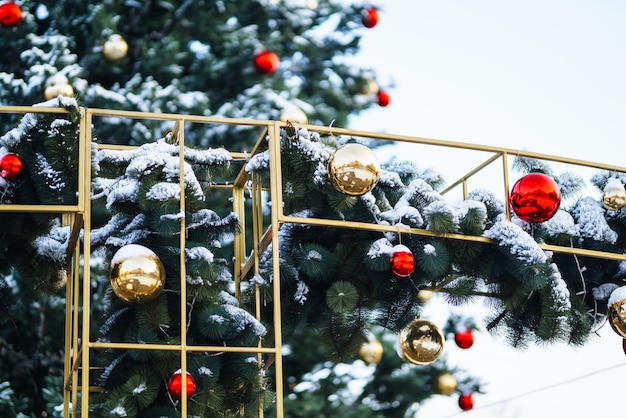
1,105,626,417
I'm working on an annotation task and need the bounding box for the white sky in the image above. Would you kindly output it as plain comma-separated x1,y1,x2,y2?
350,1,626,417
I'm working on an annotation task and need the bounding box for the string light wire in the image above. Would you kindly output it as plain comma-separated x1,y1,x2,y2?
435,361,626,418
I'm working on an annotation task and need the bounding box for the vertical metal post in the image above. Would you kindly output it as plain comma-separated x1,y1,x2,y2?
267,121,284,417
177,118,189,415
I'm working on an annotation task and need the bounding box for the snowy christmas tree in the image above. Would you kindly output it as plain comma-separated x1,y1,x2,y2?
3,1,626,418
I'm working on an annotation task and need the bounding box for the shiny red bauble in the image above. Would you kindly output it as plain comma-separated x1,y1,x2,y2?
362,7,379,28
167,369,196,399
377,91,390,107
458,393,474,411
0,152,23,180
454,329,474,349
0,1,22,27
390,244,415,277
254,50,280,74
509,172,561,223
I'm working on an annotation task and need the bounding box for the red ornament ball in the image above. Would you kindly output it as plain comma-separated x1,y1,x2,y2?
0,152,23,180
454,329,474,349
167,369,196,399
254,50,280,74
458,393,474,411
509,172,561,223
622,338,626,355
0,1,22,27
377,91,390,107
362,7,379,28
390,244,415,277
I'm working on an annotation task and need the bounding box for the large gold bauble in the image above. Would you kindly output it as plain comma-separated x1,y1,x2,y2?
110,244,166,304
602,178,626,211
608,298,626,338
44,74,74,100
434,372,457,396
328,143,380,196
103,34,128,61
397,318,444,365
358,337,384,365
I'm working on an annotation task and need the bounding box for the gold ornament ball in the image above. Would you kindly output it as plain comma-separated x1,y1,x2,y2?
417,289,433,303
602,178,626,211
358,338,384,365
397,318,444,365
361,78,379,95
279,106,308,124
328,143,380,196
110,244,166,304
103,34,128,61
44,74,74,100
434,372,457,396
608,298,626,338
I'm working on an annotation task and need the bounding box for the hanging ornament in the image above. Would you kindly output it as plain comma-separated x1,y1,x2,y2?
390,244,415,277
362,7,379,28
44,74,74,100
0,152,23,180
417,289,433,303
602,177,626,211
279,106,308,124
433,372,457,396
109,244,166,304
254,50,280,74
103,34,128,61
622,339,626,355
458,393,474,411
608,291,626,338
509,172,561,223
358,336,384,365
454,329,474,349
397,318,444,365
0,1,22,27
328,143,380,196
167,369,197,400
362,78,379,95
377,90,391,107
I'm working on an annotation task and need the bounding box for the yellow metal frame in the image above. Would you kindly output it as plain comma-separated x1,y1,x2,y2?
1,105,626,417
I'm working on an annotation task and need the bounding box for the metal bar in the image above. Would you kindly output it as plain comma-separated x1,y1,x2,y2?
87,341,279,353
268,121,285,417
177,117,189,415
233,185,246,303
0,204,80,212
439,152,503,196
80,109,94,417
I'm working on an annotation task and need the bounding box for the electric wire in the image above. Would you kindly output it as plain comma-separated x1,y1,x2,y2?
434,361,626,418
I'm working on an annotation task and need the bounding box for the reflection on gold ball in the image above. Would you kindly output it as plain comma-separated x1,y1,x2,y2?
328,143,380,196
434,372,457,396
608,298,626,338
397,318,444,365
602,178,626,211
103,34,128,61
417,289,433,303
110,244,166,304
358,337,384,365
44,74,74,100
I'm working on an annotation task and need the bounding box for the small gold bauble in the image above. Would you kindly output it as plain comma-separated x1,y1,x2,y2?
328,143,380,196
608,298,626,338
110,244,166,304
361,78,379,95
44,74,74,100
434,372,457,396
103,34,128,61
602,178,626,211
397,318,444,365
417,289,433,303
279,106,308,124
358,337,384,365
